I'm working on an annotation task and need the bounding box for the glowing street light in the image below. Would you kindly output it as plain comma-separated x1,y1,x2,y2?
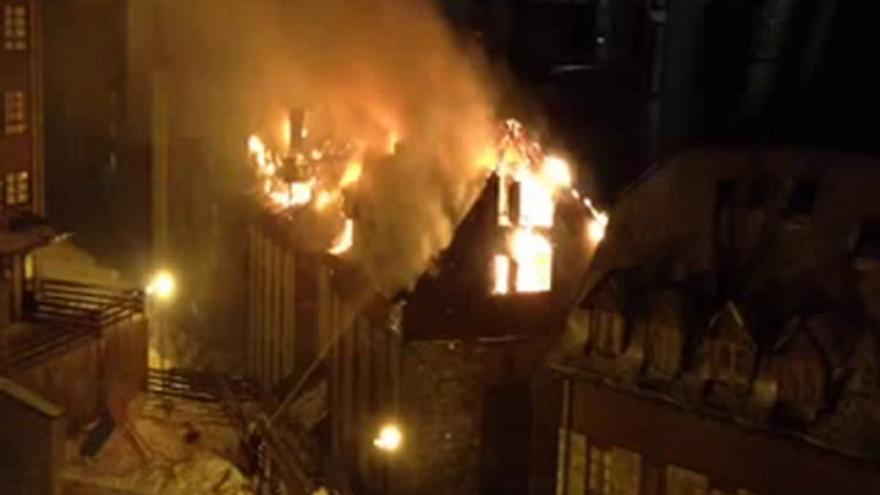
373,423,403,453
146,270,176,301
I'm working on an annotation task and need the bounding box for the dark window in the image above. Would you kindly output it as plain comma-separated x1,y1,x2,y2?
855,219,880,259
747,181,766,209
786,180,818,216
734,347,751,377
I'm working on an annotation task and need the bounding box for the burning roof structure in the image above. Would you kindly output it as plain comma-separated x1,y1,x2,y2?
246,113,607,305
242,110,608,494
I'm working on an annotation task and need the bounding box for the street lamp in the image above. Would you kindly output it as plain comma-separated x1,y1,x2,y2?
373,423,403,453
145,270,176,405
146,270,176,301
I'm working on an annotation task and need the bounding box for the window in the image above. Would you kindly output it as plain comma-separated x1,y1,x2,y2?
592,311,624,357
778,359,822,405
3,170,29,207
23,253,32,281
2,4,26,51
1,256,12,281
588,446,604,494
855,219,880,260
587,445,641,495
4,90,26,135
567,432,587,495
607,447,641,495
666,465,708,495
648,320,683,377
714,342,751,384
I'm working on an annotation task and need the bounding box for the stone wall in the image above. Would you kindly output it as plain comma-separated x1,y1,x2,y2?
395,337,554,495
0,379,65,495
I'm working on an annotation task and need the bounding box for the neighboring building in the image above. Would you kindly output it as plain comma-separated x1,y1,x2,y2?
0,1,148,493
553,148,880,494
0,377,65,495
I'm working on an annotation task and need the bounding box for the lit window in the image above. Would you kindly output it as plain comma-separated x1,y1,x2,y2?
566,432,587,495
592,311,624,357
588,446,604,494
606,447,641,495
715,342,748,384
2,4,26,51
3,90,26,135
23,253,32,280
3,170,28,207
492,254,511,295
666,465,708,495
649,324,683,376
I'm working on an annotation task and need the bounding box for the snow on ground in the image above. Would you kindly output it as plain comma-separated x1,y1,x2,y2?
63,394,255,495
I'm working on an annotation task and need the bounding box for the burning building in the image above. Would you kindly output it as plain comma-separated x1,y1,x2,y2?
553,148,880,494
242,112,606,494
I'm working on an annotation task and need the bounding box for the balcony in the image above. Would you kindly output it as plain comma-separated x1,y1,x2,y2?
0,278,145,372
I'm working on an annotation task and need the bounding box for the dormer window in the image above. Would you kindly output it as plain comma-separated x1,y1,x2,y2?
854,219,880,261
706,302,756,389
776,359,823,405
592,310,625,357
714,342,752,385
647,322,683,378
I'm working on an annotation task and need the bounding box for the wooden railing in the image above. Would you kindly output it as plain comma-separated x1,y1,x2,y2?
0,278,145,372
146,367,258,403
28,278,144,329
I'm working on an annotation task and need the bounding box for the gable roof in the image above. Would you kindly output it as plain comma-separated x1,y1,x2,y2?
707,301,755,346
773,315,838,371
402,173,594,340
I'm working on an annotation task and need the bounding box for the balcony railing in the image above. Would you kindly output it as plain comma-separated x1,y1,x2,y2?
0,278,145,372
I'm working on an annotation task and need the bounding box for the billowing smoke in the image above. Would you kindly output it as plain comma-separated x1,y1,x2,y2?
133,0,499,368
153,0,496,294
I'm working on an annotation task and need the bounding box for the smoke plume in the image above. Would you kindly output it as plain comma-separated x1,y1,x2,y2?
154,0,497,294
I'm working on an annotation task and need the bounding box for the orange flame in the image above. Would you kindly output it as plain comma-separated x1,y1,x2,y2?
584,198,609,245
491,119,607,295
328,218,354,255
340,161,363,188
387,131,399,155
510,229,553,293
492,255,511,295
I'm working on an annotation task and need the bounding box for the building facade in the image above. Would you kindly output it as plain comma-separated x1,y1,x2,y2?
244,152,597,494
553,148,880,495
0,2,148,493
